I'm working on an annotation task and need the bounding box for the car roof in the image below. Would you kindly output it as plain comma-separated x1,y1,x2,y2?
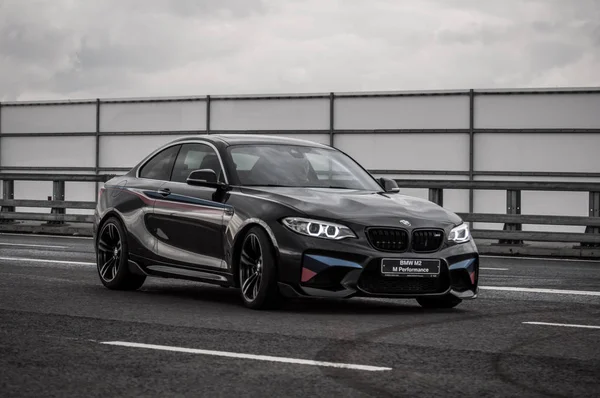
170,134,332,149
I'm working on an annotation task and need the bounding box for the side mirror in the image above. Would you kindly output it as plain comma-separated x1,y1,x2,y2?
379,177,400,193
187,169,226,189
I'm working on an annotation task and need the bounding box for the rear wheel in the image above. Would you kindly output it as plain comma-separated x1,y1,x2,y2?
238,227,281,310
416,294,462,309
96,217,146,290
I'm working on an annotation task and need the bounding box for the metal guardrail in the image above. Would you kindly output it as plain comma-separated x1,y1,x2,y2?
0,174,598,257
394,179,600,252
0,174,114,235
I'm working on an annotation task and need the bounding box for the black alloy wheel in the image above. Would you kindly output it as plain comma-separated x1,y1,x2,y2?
96,217,146,290
238,227,280,309
240,233,263,301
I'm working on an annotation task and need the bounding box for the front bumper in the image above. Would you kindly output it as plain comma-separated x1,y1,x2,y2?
273,224,479,300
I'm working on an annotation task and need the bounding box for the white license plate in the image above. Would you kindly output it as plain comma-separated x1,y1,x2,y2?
381,258,440,277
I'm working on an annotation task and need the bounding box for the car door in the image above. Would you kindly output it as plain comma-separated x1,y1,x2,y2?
129,144,182,259
153,142,232,271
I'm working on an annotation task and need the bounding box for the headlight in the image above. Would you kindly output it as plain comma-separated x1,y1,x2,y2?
282,217,356,240
448,223,470,243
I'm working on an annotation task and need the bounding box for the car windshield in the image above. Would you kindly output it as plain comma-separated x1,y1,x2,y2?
227,144,382,191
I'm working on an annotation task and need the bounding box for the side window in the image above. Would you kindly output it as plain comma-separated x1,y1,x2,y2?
139,145,181,181
171,143,224,183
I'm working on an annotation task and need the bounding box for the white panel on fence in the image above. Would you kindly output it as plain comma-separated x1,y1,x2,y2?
14,181,53,214
334,96,469,130
99,134,191,168
521,191,588,233
1,104,96,134
100,101,206,132
439,189,469,214
472,190,505,232
335,133,468,171
475,93,600,128
1,137,96,167
211,99,329,130
65,182,96,215
474,133,600,172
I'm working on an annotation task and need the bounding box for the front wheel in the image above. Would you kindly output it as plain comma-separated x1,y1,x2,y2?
238,227,281,310
416,294,462,309
96,217,146,290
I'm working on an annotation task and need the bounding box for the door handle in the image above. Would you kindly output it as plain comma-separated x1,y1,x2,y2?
157,188,171,196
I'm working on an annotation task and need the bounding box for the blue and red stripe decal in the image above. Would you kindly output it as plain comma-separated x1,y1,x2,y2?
301,254,362,283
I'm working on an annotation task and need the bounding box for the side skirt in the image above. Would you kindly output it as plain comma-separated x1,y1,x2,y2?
129,254,235,287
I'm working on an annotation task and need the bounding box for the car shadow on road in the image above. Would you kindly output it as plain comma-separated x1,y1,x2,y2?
279,297,470,315
137,281,241,304
134,281,470,315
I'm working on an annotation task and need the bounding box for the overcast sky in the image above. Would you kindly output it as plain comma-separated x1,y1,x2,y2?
1,0,599,101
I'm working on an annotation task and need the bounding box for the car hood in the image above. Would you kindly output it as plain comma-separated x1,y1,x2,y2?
239,187,462,227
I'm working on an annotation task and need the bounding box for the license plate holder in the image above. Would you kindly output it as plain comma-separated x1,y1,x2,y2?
381,258,440,277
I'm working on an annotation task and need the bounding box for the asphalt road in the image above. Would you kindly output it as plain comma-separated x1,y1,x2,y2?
0,233,599,397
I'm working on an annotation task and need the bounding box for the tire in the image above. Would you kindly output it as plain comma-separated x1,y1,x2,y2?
416,294,462,309
96,217,146,291
237,226,281,310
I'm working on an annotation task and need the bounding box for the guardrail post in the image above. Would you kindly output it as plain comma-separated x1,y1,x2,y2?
0,180,15,224
48,180,65,225
428,188,443,206
329,92,335,147
500,189,523,245
582,191,600,247
206,95,211,134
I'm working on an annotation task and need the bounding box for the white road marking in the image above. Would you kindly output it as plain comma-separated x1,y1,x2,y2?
100,341,392,372
480,286,600,296
0,242,69,249
0,232,92,240
1,255,598,300
0,257,95,266
481,255,600,264
523,322,600,330
480,267,509,271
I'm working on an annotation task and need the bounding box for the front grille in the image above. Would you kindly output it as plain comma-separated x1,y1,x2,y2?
357,260,450,295
411,229,444,253
366,228,409,252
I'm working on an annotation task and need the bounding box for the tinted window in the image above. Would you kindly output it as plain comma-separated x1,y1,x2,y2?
139,145,180,180
228,144,381,190
171,143,224,183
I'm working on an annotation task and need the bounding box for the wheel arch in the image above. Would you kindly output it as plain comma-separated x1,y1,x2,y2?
230,219,280,288
95,210,128,250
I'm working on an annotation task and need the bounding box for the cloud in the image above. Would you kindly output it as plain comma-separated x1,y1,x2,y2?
0,0,598,101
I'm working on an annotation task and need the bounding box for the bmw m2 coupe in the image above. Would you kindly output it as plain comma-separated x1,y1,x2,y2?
94,135,479,309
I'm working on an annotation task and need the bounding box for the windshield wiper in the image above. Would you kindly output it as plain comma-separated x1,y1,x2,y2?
304,185,356,189
243,184,292,187
243,184,359,189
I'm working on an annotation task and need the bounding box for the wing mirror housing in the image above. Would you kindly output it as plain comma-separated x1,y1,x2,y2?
379,177,400,193
187,169,229,190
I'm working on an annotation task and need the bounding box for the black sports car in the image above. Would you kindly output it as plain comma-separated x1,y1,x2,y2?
94,134,479,309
